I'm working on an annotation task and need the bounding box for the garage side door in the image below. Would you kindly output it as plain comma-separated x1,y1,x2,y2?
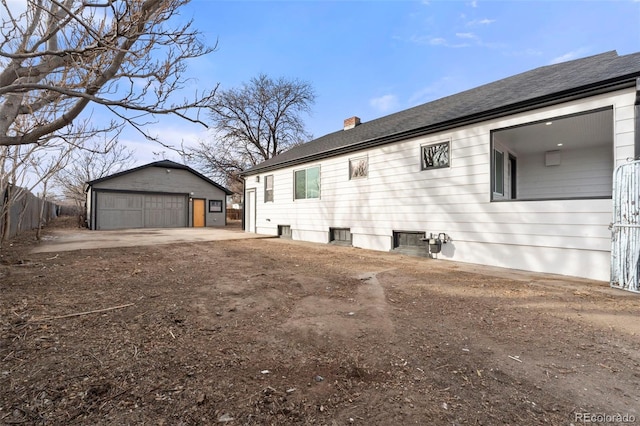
97,193,144,230
144,194,186,228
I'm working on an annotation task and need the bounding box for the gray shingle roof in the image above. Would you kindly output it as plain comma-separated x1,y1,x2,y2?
245,50,640,175
87,160,232,195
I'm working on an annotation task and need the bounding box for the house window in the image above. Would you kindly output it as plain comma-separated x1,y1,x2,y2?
349,156,368,179
421,141,450,170
490,107,613,201
278,225,292,239
392,231,428,257
493,149,504,196
209,200,223,212
294,166,320,200
264,175,274,202
329,227,352,245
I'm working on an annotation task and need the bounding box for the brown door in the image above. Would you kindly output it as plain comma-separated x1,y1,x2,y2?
193,199,205,227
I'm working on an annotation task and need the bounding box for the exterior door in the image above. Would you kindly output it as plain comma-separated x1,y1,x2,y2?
245,189,256,233
193,199,205,227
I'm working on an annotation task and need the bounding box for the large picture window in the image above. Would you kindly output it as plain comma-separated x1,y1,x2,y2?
491,107,613,201
264,175,274,202
421,141,450,170
294,166,320,200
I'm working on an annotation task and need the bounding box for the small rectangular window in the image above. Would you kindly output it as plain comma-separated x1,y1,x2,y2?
330,227,352,246
294,166,320,200
392,230,428,257
264,175,274,202
349,156,368,179
208,199,223,213
421,141,450,170
493,149,504,195
278,225,292,239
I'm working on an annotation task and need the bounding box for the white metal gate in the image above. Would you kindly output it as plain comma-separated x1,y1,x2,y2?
611,160,640,293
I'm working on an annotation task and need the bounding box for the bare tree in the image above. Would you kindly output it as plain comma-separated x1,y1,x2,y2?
1,142,72,243
188,74,315,188
53,137,134,224
0,0,217,148
30,146,73,239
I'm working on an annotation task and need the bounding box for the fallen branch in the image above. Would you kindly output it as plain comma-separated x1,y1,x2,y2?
34,303,135,321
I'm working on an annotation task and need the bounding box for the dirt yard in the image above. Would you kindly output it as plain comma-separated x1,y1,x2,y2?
1,217,639,425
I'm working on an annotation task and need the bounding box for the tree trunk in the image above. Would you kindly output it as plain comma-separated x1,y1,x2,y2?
36,182,47,240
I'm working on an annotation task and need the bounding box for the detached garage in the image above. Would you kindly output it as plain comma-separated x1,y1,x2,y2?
86,160,232,230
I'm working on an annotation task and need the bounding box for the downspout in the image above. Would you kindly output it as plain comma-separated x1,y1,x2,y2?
91,187,96,230
241,177,246,231
635,77,640,159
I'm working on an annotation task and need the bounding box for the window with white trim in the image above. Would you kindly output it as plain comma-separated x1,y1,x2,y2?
493,149,504,196
264,175,274,202
294,166,320,200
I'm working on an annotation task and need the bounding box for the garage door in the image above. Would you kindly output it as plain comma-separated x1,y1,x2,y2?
96,192,187,230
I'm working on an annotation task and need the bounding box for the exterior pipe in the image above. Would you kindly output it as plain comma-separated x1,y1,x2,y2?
635,77,640,159
241,177,246,231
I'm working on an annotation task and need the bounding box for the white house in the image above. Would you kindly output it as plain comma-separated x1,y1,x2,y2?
241,51,640,281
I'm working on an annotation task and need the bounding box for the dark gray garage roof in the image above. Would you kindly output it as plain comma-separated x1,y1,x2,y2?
244,50,640,175
87,160,232,195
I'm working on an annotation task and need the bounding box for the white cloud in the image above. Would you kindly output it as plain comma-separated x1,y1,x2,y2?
456,32,477,40
408,76,456,105
407,35,441,45
407,35,471,48
467,18,495,26
549,48,590,65
370,94,399,113
470,0,478,7
429,37,448,46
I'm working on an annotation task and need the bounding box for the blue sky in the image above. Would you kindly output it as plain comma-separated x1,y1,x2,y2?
111,1,640,164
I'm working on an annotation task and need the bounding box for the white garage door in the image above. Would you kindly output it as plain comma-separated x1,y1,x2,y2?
96,193,187,230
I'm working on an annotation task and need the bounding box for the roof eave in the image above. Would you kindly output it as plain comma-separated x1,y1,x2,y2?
87,161,233,195
242,75,638,176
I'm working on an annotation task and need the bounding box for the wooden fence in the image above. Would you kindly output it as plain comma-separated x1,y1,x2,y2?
1,185,59,241
226,208,242,221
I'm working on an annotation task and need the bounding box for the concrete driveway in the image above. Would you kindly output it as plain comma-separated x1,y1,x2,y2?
32,227,274,253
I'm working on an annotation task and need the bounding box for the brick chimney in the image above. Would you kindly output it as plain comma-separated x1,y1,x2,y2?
343,116,361,130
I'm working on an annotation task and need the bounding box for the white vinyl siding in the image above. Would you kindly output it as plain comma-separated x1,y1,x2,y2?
244,88,634,281
614,103,635,164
